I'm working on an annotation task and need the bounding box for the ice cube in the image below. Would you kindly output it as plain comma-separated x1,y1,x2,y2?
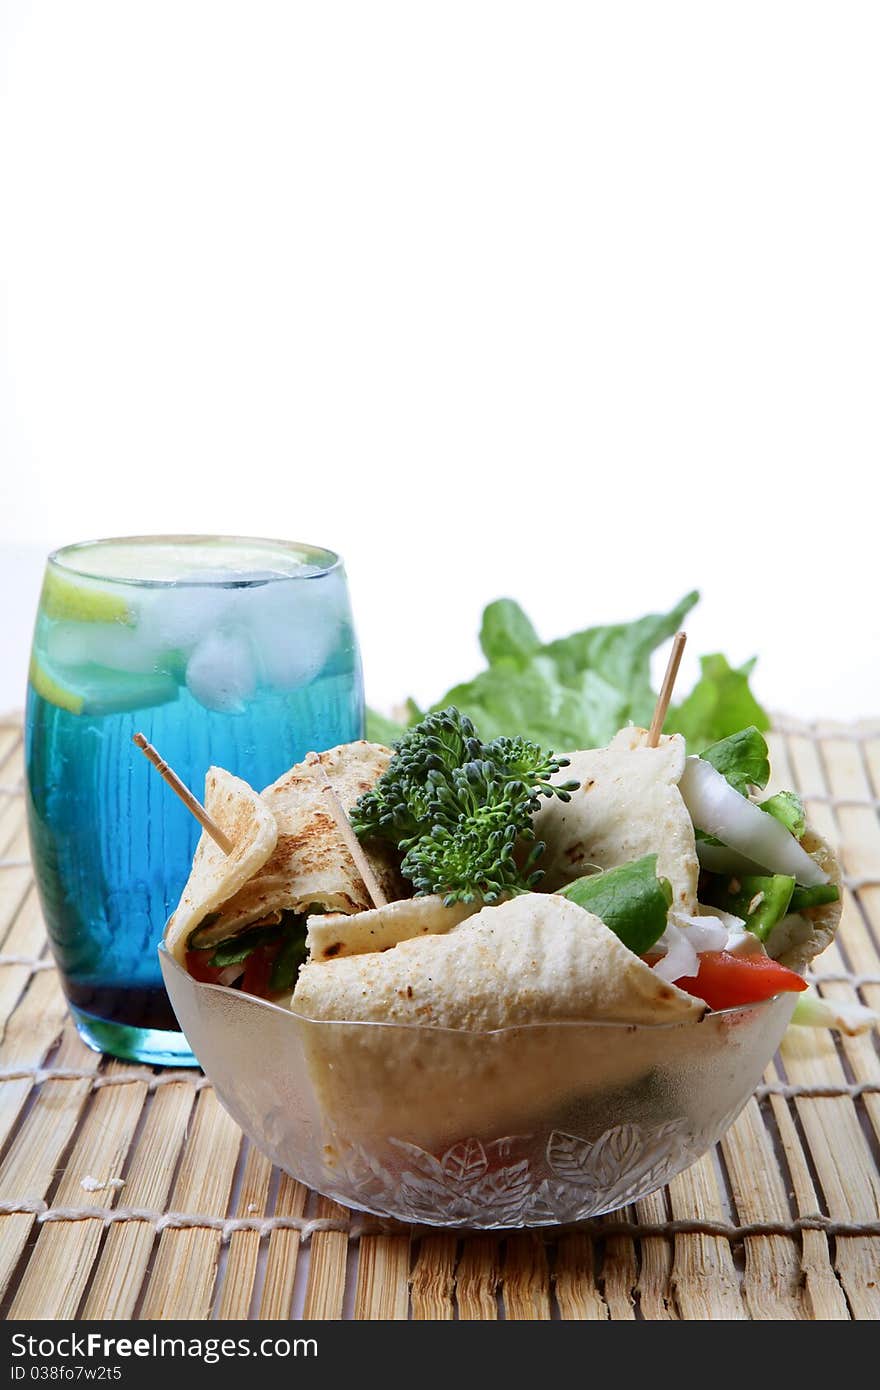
46,621,168,675
185,628,257,713
138,586,235,656
240,576,344,690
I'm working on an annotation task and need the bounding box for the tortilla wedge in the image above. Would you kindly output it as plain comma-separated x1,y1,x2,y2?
165,768,279,965
533,727,699,912
294,892,703,1029
306,895,477,962
165,741,405,960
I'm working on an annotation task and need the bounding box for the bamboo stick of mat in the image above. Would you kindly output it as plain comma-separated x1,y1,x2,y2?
83,1079,200,1320
302,1195,350,1320
0,963,69,1160
411,1235,458,1320
553,1232,607,1320
139,1088,243,1319
762,731,863,1320
633,1188,677,1320
9,1059,149,1319
600,1209,638,1319
0,1023,99,1304
217,1142,273,1320
720,1098,803,1319
258,1173,308,1319
455,1236,500,1320
502,1233,552,1320
779,728,880,1318
354,1234,411,1319
668,1151,747,1319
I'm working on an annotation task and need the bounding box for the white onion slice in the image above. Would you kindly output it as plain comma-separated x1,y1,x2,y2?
680,757,827,887
651,922,698,983
669,910,731,951
217,964,246,988
651,911,730,982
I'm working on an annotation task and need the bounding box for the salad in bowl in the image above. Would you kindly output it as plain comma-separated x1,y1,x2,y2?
158,704,842,1228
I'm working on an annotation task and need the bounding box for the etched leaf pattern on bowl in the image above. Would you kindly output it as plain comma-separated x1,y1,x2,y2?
326,1115,737,1227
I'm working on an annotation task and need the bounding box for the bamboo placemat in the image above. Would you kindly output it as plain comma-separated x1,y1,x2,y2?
0,714,878,1320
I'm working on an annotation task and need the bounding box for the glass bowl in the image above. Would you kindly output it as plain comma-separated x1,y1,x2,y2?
159,945,795,1228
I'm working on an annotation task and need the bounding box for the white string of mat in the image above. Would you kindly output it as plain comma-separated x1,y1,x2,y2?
0,1198,877,1243
0,1066,211,1089
0,1200,388,1242
755,1080,880,1100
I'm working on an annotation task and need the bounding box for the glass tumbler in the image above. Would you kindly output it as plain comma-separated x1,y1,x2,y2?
25,535,363,1066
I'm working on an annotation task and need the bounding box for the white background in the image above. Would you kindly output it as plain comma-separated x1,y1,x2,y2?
1,2,877,721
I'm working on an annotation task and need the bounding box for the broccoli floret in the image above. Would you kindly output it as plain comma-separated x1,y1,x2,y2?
350,706,577,906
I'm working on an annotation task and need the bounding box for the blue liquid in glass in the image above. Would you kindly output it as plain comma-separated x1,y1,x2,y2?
26,547,363,1065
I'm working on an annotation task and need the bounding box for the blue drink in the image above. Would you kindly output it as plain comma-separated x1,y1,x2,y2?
25,537,363,1065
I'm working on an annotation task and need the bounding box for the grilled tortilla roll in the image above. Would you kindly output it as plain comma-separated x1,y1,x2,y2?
166,741,404,962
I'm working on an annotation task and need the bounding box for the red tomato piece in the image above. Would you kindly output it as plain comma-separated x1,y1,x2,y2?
242,946,275,999
673,950,807,1011
185,950,228,986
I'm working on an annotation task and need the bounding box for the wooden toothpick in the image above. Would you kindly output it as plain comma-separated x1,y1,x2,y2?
647,631,687,748
311,760,388,908
133,732,234,854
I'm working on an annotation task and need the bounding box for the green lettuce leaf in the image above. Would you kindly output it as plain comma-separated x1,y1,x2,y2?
700,726,771,795
432,593,703,749
437,658,592,747
479,599,541,666
540,590,699,692
557,855,672,955
366,707,407,745
207,924,282,968
369,591,770,756
269,932,308,993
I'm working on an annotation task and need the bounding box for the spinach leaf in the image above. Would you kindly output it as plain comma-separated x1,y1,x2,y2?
557,855,672,955
700,726,771,795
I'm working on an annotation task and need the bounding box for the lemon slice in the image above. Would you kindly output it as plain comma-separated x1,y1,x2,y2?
41,568,134,625
29,655,85,714
29,655,179,716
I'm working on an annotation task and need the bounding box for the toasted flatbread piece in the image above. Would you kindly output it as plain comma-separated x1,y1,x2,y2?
306,895,476,962
164,768,279,964
294,892,702,1029
176,741,404,951
533,727,699,912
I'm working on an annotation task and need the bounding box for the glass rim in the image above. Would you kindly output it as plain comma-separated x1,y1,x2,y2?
47,534,342,588
159,942,785,1035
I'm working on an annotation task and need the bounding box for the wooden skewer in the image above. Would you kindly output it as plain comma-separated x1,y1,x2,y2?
132,732,234,854
311,760,389,908
647,631,687,748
